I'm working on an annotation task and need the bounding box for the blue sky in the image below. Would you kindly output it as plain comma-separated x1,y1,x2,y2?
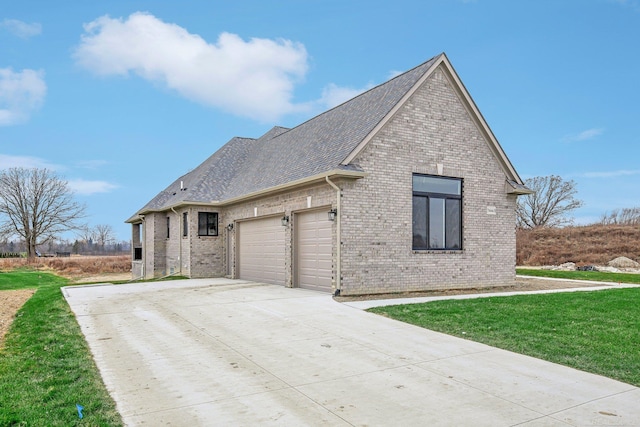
1,0,639,241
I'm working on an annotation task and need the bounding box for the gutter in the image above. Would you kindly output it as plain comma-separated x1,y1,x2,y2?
325,176,342,295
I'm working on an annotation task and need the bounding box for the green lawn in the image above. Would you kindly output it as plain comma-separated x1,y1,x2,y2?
0,270,122,426
370,287,640,386
517,267,640,284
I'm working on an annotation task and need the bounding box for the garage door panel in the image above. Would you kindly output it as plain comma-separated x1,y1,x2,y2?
238,217,285,285
296,210,333,292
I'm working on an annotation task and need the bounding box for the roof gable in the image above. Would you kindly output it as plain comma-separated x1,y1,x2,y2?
342,54,524,184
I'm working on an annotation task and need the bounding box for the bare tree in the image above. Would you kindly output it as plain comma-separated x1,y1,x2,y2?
77,225,96,251
94,224,115,252
0,168,86,258
516,175,583,228
599,207,640,226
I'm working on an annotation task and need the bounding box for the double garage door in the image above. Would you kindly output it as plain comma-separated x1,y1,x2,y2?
237,210,332,292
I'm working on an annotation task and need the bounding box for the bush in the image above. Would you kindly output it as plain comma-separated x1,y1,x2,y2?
0,252,22,258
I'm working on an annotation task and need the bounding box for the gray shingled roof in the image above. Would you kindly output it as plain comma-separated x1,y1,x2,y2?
129,54,441,219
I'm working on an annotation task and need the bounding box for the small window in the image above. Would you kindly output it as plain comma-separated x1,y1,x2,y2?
133,247,142,260
412,174,462,250
166,216,170,238
133,223,142,245
183,212,188,237
198,212,218,236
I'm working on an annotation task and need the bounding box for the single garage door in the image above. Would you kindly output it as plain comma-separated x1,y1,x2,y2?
238,216,286,285
296,209,333,292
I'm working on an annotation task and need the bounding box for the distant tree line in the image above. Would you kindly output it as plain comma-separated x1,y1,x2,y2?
599,207,640,226
0,236,131,257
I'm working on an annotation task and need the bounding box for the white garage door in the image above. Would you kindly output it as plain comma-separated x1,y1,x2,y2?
296,210,333,292
238,216,286,285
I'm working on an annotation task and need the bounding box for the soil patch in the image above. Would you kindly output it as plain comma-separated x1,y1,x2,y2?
68,272,132,284
334,277,608,302
0,289,36,347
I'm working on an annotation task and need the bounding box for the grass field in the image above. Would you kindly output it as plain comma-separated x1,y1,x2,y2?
517,267,640,284
0,270,122,426
370,287,640,386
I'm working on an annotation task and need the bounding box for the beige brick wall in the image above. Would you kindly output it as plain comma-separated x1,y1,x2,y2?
188,207,225,278
164,207,192,277
339,66,517,295
140,213,165,279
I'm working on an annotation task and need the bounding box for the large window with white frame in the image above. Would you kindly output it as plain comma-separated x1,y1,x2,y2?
412,174,462,250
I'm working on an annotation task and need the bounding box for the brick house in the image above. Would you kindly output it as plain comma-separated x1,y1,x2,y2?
126,53,531,296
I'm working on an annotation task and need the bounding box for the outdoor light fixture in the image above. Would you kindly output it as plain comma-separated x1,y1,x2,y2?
328,208,337,221
281,215,289,226
227,223,234,231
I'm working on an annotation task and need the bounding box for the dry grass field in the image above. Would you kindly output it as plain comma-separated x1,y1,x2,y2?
0,254,131,282
517,224,640,266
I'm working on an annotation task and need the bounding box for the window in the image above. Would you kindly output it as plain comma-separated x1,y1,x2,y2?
133,247,142,260
183,212,188,237
166,216,170,238
133,223,142,246
198,212,218,236
412,174,462,250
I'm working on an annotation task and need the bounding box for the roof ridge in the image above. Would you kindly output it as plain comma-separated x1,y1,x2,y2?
270,53,444,138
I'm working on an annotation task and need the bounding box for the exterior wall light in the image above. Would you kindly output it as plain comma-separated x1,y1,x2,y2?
328,208,337,221
281,215,289,226
227,223,234,231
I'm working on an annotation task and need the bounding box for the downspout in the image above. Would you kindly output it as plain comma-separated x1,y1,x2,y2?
170,207,182,275
325,176,342,295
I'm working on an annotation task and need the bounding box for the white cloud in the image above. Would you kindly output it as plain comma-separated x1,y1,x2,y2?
581,169,640,178
0,19,42,38
318,82,374,109
0,68,47,125
76,159,109,170
387,70,404,80
67,179,118,195
561,127,604,143
0,154,60,170
74,12,310,122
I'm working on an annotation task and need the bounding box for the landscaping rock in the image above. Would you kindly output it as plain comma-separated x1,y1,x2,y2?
608,256,640,269
558,262,576,271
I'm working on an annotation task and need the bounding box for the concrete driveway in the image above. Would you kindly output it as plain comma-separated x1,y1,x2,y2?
63,279,640,426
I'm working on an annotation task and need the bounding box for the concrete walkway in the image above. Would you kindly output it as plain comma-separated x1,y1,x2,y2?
63,279,640,426
345,276,640,309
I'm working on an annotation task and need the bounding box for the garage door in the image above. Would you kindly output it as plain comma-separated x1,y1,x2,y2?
238,216,286,285
296,210,333,292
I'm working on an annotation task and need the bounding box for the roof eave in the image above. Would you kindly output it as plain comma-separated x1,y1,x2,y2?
220,169,366,206
125,169,366,221
126,201,223,221
505,180,534,195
